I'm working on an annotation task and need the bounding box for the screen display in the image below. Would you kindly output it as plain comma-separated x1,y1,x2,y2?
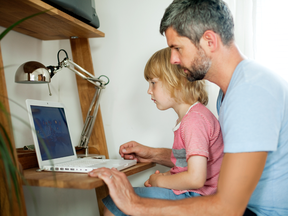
31,105,74,160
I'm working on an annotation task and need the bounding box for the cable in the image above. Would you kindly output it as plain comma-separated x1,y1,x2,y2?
57,49,69,66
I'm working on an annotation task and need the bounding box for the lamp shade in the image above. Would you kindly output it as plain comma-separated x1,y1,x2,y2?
15,61,51,83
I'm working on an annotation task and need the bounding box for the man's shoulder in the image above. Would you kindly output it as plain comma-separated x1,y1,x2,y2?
232,60,281,86
227,59,288,99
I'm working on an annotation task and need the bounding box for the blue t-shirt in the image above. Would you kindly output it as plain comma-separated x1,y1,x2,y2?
217,59,288,215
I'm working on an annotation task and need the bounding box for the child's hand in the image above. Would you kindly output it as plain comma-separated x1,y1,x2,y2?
148,173,160,187
144,179,151,187
148,170,166,187
144,170,161,187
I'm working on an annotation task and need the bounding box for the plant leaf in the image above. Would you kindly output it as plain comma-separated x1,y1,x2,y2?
0,8,52,213
0,9,50,40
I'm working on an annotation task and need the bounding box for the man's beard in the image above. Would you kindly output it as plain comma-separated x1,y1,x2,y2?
181,47,211,82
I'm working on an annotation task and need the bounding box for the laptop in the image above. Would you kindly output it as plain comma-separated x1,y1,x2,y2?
26,99,136,173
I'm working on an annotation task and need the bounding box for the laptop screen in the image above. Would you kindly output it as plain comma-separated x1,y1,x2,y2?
31,105,75,161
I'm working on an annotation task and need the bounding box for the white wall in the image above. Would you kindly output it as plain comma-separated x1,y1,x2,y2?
90,0,219,161
1,1,219,215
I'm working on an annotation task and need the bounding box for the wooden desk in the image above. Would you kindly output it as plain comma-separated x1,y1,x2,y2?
23,162,155,215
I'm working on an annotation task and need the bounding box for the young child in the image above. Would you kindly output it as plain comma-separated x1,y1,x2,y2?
102,47,224,216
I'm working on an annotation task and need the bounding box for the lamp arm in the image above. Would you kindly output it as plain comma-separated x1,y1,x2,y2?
57,58,109,154
79,87,103,150
61,59,108,88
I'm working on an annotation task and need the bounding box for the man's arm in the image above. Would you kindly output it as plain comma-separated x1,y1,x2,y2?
148,155,207,190
134,152,267,215
89,152,267,215
119,141,174,167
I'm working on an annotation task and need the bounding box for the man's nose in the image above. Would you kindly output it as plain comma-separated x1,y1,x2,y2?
170,51,180,65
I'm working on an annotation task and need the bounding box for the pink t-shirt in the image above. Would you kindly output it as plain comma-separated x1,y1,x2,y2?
170,102,224,196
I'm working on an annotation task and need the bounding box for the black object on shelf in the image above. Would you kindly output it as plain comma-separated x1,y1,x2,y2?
41,0,100,29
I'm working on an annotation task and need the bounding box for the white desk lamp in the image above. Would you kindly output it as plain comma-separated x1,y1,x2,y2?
15,49,109,156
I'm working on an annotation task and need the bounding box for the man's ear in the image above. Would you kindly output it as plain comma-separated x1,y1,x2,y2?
200,30,218,52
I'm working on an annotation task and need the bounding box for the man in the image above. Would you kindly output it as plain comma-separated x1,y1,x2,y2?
89,0,288,215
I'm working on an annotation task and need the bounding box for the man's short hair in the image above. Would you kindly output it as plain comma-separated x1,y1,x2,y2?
160,0,234,47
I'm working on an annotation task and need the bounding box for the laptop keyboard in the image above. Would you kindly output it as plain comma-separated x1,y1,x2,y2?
45,159,110,172
59,158,106,167
43,158,135,172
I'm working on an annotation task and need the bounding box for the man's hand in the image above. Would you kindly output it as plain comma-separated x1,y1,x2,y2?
87,152,268,216
119,141,154,162
88,167,139,215
119,141,174,167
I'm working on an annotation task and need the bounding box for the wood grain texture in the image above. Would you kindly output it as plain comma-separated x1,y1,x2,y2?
17,149,38,170
95,185,109,216
23,163,156,189
70,37,109,158
0,0,105,40
23,162,155,216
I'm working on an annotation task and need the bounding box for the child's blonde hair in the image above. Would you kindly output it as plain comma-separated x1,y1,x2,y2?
144,47,208,105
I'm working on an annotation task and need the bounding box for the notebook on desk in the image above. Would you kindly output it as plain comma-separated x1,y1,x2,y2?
26,99,136,173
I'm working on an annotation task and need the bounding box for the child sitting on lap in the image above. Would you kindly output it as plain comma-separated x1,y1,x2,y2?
103,47,224,216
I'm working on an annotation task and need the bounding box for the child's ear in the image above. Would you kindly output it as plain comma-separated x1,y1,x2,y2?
200,30,218,53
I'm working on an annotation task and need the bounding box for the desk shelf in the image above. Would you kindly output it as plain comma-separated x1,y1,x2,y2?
0,0,104,40
23,163,156,189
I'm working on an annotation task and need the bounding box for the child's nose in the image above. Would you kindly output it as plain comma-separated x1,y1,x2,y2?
147,86,152,95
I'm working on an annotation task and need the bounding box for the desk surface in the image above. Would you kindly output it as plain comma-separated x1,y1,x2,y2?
23,162,155,189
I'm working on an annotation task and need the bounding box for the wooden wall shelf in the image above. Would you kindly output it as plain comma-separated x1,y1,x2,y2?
0,0,109,158
0,0,105,40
